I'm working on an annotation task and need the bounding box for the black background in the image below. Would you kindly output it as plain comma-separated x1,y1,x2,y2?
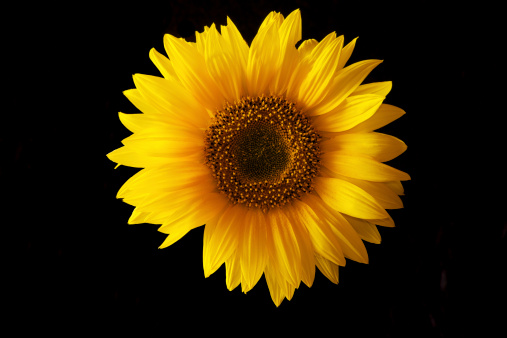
6,0,505,336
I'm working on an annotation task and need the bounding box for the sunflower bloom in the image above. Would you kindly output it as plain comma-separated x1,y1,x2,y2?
107,9,410,306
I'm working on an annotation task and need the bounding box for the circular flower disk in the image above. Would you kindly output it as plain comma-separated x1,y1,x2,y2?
205,96,320,212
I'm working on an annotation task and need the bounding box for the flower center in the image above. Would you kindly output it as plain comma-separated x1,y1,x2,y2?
204,96,321,212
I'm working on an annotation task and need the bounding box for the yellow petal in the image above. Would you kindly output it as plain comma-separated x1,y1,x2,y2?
351,81,392,97
118,112,168,134
320,132,407,162
106,145,171,168
309,59,383,116
303,193,368,263
204,24,244,103
336,37,358,70
264,260,286,307
343,215,382,244
164,34,225,112
286,200,345,266
297,34,343,109
225,252,241,291
271,9,302,95
203,204,243,278
221,17,249,73
283,205,316,287
314,254,339,284
132,74,210,128
322,152,411,182
149,48,178,81
246,17,280,96
297,39,318,58
312,94,384,132
240,209,268,292
345,103,406,133
265,208,301,287
386,180,405,195
314,176,389,220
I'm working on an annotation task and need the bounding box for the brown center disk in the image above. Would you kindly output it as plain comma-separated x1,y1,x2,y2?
204,95,321,212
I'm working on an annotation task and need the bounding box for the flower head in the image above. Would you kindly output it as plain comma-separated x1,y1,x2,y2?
107,9,410,306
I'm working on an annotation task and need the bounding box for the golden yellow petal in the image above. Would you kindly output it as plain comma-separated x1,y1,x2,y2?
264,260,286,307
132,74,210,128
344,103,406,134
283,205,316,287
322,152,411,182
204,25,244,103
312,94,384,132
343,215,382,244
314,176,389,220
297,39,318,58
118,112,169,134
309,59,383,116
239,209,268,292
314,253,339,284
164,34,225,112
221,17,249,72
203,204,243,278
320,132,407,163
351,81,392,97
149,48,178,81
297,34,343,110
225,252,241,291
386,180,405,196
127,208,151,225
106,145,171,168
270,9,302,95
265,209,302,288
286,200,345,266
303,193,368,263
246,17,280,96
336,37,358,70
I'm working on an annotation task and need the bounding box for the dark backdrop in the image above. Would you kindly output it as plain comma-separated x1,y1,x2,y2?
6,0,504,336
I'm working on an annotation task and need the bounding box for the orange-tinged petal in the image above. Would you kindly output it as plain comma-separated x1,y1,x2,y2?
343,215,382,244
314,254,339,284
225,252,241,291
264,261,285,307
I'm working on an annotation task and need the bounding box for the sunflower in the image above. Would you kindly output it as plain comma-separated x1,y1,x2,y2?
107,9,410,306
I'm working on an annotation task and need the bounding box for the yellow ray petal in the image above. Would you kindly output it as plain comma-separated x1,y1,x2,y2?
309,59,383,116
350,81,392,97
314,254,339,284
203,204,243,278
304,193,368,263
246,17,280,96
312,94,384,132
132,74,210,128
264,260,285,307
149,48,178,81
298,34,343,109
298,39,318,58
106,145,172,168
164,34,225,112
283,205,316,287
225,251,241,291
286,200,345,266
345,103,406,133
321,132,407,163
265,208,301,287
314,176,389,220
221,17,249,73
271,9,302,95
386,180,405,195
240,209,268,292
336,37,358,70
118,112,169,134
322,152,411,182
343,215,382,244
